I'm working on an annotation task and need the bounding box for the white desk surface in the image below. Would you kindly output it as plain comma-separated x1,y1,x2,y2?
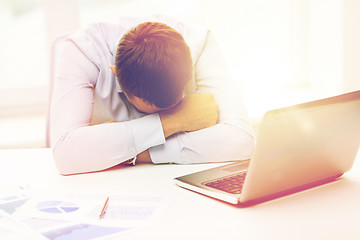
1,148,360,240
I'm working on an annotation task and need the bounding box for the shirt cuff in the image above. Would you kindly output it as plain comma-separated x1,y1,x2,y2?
149,134,182,164
126,114,166,154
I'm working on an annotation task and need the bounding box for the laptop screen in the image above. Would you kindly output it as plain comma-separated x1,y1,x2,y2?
241,90,360,202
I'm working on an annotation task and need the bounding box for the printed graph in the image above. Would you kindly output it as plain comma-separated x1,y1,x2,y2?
36,201,79,214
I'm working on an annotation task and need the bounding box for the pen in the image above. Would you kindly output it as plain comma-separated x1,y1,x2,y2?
99,197,109,219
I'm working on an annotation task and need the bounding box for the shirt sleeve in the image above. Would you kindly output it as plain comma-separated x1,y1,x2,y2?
149,31,255,164
50,40,165,175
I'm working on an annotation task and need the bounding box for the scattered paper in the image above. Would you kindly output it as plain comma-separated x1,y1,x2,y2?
14,192,171,227
2,188,171,239
0,184,31,214
0,209,47,240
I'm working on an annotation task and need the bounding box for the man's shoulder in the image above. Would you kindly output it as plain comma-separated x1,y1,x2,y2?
67,21,125,56
181,21,209,63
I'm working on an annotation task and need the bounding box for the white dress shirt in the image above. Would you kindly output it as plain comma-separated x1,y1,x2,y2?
50,15,255,175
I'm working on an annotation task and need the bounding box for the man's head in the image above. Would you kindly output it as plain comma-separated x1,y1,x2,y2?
113,22,193,113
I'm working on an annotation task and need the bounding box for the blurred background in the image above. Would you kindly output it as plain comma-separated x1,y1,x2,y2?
0,0,359,148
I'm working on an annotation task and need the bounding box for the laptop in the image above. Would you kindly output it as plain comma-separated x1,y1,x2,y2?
174,90,360,206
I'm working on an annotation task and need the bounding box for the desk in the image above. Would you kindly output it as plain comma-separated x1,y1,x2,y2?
1,148,360,240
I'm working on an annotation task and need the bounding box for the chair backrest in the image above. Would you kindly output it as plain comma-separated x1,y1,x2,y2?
46,35,68,147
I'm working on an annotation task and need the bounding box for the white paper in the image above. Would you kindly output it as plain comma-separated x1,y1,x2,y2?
20,217,132,240
0,184,31,214
0,209,47,240
14,192,171,228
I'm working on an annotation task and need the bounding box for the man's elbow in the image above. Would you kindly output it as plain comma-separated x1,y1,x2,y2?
237,132,255,160
52,138,87,175
51,130,92,175
52,146,75,175
216,124,255,161
51,138,121,176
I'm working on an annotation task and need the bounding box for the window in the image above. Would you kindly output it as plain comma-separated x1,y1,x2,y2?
0,0,47,116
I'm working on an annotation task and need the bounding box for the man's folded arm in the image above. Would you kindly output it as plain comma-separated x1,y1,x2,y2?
149,89,255,164
51,41,166,175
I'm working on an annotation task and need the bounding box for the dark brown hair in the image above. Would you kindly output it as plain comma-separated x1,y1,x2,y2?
115,22,193,108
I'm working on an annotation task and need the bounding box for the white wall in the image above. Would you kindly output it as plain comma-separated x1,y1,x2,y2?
343,0,360,92
44,0,79,50
308,0,343,93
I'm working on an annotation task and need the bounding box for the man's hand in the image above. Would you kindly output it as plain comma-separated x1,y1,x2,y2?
159,93,218,138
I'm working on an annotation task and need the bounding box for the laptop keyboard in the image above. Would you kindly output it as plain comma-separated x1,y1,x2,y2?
203,172,247,195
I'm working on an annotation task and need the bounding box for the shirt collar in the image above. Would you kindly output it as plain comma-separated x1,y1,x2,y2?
115,78,122,93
